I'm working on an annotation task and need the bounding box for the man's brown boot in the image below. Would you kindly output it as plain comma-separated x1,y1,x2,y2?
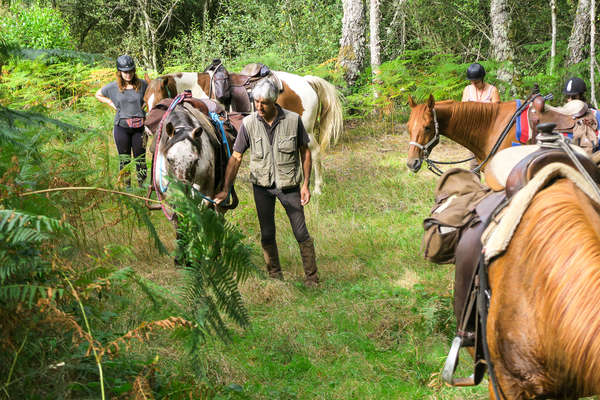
299,238,319,287
262,242,283,280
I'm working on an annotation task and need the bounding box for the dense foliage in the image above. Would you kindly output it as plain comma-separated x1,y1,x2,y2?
0,53,254,398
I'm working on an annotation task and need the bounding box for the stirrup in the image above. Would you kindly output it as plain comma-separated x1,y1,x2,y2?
442,336,475,387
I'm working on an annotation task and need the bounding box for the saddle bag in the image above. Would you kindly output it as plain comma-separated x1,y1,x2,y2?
422,168,490,264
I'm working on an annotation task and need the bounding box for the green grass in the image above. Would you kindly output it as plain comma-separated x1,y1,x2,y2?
126,121,489,399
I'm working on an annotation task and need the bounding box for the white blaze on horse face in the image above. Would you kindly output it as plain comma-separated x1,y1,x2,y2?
175,73,208,99
147,93,155,111
165,140,199,182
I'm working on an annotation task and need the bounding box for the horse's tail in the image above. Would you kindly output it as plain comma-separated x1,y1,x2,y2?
304,75,344,152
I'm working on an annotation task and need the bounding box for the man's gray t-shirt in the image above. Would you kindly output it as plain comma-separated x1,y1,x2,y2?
101,80,148,127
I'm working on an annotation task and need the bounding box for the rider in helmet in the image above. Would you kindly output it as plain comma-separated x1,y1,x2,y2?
461,63,500,103
563,77,587,103
95,55,148,187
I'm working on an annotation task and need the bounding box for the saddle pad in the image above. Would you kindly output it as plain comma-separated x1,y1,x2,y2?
484,145,542,190
482,162,600,263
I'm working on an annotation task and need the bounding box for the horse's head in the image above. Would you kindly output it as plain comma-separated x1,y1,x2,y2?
144,74,176,111
160,108,216,193
406,94,439,172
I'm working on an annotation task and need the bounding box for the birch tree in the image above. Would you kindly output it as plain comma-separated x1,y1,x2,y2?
134,0,182,72
369,0,381,97
566,0,591,66
550,0,557,74
490,0,514,82
339,0,365,87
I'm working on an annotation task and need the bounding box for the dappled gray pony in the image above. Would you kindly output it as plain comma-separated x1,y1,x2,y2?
152,99,236,215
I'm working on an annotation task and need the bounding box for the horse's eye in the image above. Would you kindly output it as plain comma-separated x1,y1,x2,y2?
425,126,431,132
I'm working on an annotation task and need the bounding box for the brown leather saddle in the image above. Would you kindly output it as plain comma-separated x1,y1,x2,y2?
527,96,592,142
446,144,600,386
228,63,283,113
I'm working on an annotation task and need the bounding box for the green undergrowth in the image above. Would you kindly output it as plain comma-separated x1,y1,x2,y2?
183,124,489,399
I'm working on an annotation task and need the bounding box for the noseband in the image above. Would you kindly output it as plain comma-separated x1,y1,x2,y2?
409,107,440,160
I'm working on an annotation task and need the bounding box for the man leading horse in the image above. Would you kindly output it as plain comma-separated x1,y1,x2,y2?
214,80,319,287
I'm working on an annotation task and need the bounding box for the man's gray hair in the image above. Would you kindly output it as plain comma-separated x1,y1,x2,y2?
252,80,279,103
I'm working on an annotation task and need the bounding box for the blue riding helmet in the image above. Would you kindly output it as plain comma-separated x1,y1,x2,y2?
466,63,485,81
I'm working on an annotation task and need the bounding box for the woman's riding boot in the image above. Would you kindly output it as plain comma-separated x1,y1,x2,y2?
299,238,319,287
262,242,283,280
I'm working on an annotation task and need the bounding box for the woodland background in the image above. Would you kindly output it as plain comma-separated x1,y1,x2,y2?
1,0,599,399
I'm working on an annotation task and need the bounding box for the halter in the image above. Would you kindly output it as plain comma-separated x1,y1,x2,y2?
409,107,440,159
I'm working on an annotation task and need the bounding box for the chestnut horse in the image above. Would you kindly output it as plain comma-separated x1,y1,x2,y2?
406,95,521,173
144,71,343,194
408,95,600,397
485,177,600,398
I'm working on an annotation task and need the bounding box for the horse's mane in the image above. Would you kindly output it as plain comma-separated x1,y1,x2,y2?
440,101,503,140
518,179,600,392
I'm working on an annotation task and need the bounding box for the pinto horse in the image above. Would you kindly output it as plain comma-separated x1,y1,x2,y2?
144,71,344,194
406,95,520,174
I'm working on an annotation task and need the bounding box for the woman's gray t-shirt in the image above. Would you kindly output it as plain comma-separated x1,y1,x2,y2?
101,80,148,127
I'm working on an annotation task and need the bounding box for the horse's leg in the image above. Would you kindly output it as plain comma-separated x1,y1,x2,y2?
309,137,323,194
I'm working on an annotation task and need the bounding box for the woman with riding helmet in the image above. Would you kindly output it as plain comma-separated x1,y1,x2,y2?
461,63,500,103
95,55,148,187
563,77,589,104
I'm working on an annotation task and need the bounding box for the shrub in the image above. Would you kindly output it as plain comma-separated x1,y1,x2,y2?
0,5,74,50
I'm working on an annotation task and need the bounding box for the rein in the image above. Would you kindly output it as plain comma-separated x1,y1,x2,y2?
153,93,185,220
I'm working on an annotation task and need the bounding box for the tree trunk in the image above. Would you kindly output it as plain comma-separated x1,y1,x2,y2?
369,0,381,97
591,0,597,108
490,0,514,83
339,0,366,87
567,0,591,66
550,0,557,74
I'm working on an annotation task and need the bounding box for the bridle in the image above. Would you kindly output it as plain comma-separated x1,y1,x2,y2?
409,107,440,161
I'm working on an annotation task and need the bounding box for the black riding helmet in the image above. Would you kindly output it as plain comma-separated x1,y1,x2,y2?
563,77,586,96
466,63,486,81
116,55,135,72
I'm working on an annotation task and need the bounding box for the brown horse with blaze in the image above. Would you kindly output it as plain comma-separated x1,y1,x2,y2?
406,94,519,173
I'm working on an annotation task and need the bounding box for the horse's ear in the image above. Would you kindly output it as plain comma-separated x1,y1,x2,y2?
427,94,435,109
191,127,203,139
408,95,416,108
144,73,151,83
166,122,175,137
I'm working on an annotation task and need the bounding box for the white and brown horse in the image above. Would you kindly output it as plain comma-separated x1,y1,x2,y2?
144,71,343,194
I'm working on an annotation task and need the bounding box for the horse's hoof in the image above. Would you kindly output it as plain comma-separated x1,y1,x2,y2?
313,187,322,195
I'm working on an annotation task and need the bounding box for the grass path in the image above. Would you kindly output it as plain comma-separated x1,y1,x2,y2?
135,123,488,399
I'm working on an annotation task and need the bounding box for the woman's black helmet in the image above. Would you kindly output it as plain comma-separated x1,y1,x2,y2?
563,77,586,96
466,63,486,80
116,55,135,72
